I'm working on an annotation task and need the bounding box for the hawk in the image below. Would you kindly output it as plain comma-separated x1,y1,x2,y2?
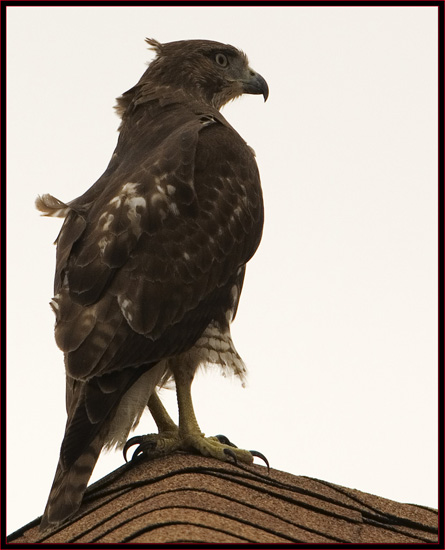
37,38,268,530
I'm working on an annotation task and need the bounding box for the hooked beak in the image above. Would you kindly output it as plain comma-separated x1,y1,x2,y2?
242,70,269,102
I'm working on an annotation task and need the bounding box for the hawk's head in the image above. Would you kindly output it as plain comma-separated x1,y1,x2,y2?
144,38,268,109
119,38,268,113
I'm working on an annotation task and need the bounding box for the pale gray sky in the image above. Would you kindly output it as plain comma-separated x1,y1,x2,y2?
6,5,438,534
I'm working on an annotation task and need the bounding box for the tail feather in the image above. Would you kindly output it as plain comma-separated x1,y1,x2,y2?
40,434,103,531
39,364,160,531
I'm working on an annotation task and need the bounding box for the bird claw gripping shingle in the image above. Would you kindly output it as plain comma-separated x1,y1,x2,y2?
123,431,270,472
216,434,270,472
123,435,157,462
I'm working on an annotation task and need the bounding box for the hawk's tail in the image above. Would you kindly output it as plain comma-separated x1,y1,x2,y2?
39,433,103,531
39,364,159,532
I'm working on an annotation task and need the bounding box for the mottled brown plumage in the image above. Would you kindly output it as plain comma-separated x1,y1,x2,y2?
37,38,267,530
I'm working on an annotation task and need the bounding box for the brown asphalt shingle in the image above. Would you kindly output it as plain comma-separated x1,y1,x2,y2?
8,453,438,544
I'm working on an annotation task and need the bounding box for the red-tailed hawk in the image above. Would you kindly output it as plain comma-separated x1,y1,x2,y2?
37,38,268,530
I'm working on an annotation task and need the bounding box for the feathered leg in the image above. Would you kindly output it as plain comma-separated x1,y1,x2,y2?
124,366,259,466
173,365,254,464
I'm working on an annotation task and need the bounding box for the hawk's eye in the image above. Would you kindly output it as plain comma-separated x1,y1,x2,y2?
215,53,228,67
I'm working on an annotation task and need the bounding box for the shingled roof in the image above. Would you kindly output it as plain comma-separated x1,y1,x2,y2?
8,454,438,544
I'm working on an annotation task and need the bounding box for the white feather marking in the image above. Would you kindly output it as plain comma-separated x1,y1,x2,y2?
125,196,146,237
169,202,179,216
225,308,235,323
98,236,108,253
230,285,239,303
50,296,60,313
118,296,135,324
99,213,115,231
121,182,140,194
150,194,168,222
199,115,216,127
108,196,121,208
126,196,146,210
107,183,147,237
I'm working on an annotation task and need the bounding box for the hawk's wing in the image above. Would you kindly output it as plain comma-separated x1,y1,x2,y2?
50,101,263,468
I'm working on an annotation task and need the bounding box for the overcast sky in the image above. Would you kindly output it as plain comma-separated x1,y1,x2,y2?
6,5,438,535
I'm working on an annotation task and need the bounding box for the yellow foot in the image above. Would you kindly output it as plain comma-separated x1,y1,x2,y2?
123,432,269,470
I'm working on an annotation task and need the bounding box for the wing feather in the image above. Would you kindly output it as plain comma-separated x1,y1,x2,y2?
49,104,263,451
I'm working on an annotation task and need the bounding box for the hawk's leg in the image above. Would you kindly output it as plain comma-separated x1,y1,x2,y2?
124,369,261,466
124,393,181,461
148,393,178,434
173,367,253,465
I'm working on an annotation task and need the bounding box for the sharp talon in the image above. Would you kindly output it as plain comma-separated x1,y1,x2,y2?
223,447,238,465
215,434,237,448
123,436,142,462
250,450,270,472
132,446,144,461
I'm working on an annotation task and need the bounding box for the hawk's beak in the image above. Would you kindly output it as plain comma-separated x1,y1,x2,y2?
242,70,269,102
